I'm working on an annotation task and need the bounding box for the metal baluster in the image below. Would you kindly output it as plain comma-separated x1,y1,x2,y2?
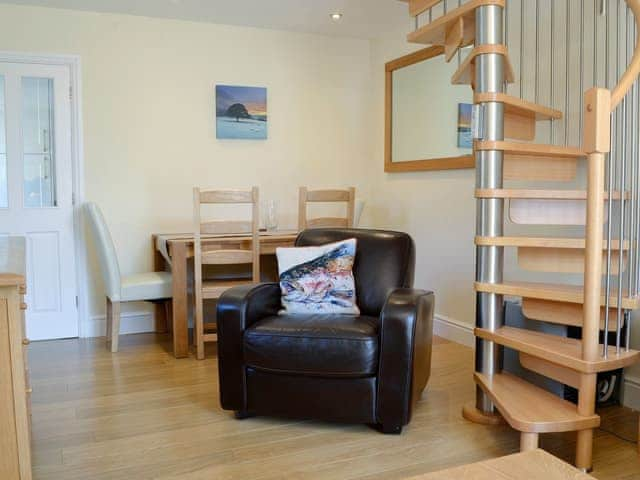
520,0,525,99
504,0,509,54
550,0,555,144
614,0,624,354
617,96,627,354
458,0,462,67
626,8,637,352
628,12,637,300
503,0,508,92
635,17,640,299
579,0,585,139
594,0,598,88
636,84,640,296
605,118,615,358
565,0,570,146
636,41,640,300
625,6,633,298
535,0,539,104
625,310,632,351
604,2,612,357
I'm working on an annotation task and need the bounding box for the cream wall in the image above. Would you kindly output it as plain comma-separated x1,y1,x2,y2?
0,3,373,332
369,30,477,335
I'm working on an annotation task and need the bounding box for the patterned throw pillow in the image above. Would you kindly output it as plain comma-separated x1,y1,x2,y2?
276,239,359,315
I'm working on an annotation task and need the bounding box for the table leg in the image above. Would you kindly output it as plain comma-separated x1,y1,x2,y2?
171,242,189,358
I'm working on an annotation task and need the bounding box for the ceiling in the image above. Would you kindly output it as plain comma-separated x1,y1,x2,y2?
1,0,411,39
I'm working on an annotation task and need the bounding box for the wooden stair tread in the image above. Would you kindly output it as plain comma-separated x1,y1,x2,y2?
407,0,504,45
475,326,640,373
476,189,627,200
475,280,640,310
451,45,515,85
523,298,619,332
475,93,563,121
504,156,577,182
474,371,600,433
475,236,627,249
475,141,584,158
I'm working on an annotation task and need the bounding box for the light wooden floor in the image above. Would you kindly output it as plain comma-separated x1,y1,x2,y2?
29,334,640,479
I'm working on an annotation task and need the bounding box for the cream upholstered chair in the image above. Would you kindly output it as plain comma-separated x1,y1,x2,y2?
84,203,172,352
298,187,359,230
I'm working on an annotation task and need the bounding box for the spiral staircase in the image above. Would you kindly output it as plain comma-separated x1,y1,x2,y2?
400,0,640,472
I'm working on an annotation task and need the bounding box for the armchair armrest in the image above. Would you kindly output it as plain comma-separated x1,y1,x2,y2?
216,282,281,411
376,288,434,431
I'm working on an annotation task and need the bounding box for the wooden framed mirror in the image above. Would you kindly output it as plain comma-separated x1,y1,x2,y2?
385,46,475,173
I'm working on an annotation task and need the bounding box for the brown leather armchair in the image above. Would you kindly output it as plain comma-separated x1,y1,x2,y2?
216,228,434,433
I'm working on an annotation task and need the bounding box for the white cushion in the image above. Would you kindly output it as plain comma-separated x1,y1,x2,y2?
120,271,172,302
276,238,359,315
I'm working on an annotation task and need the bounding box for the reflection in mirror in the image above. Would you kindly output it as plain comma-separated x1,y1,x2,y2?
392,50,472,161
385,46,474,172
0,76,6,208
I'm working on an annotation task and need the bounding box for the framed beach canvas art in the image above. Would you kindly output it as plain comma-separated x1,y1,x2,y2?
216,85,267,140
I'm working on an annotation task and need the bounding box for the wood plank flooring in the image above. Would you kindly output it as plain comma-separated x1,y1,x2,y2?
28,334,640,479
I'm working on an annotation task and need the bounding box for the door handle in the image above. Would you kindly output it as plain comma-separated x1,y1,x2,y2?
43,156,50,180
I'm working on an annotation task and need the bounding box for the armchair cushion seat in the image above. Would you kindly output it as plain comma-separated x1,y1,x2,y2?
244,313,379,378
120,271,172,302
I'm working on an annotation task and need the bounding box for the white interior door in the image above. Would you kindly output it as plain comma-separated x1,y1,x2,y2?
0,62,78,340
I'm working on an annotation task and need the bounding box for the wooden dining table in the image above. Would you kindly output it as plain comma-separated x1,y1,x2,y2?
152,231,298,358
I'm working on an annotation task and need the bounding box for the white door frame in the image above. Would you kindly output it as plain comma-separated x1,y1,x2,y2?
0,51,88,338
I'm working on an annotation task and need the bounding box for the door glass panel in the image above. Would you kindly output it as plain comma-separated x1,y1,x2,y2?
22,77,57,208
0,76,6,208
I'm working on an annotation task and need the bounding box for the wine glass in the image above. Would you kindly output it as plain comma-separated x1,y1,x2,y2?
264,200,278,231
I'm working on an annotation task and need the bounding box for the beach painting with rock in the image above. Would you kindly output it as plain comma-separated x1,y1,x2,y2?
216,85,267,140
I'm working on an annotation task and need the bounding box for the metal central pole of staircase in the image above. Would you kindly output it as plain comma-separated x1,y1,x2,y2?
474,4,505,415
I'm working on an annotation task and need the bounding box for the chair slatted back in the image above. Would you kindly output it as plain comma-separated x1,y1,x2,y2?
298,187,356,230
193,187,260,283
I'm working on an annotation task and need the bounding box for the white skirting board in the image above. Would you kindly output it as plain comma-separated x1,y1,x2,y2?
623,374,640,411
433,314,475,347
81,312,477,345
81,310,476,343
80,310,155,338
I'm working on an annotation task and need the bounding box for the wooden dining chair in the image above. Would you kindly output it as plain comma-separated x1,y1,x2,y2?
193,187,260,360
298,187,356,230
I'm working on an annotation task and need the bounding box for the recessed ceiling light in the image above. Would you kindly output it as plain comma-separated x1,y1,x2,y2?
330,13,343,21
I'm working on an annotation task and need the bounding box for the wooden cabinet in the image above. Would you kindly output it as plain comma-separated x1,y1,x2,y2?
0,237,32,480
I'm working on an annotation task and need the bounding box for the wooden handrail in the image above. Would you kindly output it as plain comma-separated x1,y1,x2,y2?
611,0,640,109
